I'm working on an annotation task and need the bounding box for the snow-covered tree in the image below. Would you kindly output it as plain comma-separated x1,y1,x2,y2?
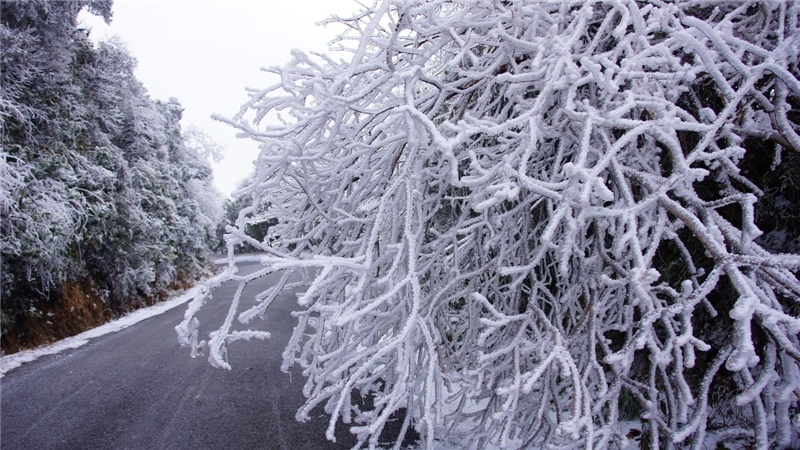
2,0,223,351
179,1,800,448
1,0,116,311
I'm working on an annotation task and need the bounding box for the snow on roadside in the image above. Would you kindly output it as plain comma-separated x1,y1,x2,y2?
0,269,230,378
213,253,264,265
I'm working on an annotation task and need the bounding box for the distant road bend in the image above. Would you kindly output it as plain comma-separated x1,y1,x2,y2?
1,261,365,449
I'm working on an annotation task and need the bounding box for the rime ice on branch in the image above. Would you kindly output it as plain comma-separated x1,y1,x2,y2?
178,1,800,448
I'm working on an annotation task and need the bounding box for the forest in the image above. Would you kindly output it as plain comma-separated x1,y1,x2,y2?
1,0,223,353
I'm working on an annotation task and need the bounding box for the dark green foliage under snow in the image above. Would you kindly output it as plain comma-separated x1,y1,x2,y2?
0,0,223,352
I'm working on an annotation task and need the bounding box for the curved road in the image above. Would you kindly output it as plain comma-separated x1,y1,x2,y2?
1,261,362,449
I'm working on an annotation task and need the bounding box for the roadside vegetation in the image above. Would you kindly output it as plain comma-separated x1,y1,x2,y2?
182,1,800,449
1,0,223,353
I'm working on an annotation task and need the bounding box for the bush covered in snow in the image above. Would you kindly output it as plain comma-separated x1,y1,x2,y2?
180,1,800,448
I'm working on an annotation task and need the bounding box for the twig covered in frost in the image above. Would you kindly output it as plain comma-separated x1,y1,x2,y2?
179,1,800,448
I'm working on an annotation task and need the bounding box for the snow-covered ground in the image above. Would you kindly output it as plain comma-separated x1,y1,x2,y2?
213,253,264,265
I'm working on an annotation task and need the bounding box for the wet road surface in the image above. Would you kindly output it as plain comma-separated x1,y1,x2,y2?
1,261,361,449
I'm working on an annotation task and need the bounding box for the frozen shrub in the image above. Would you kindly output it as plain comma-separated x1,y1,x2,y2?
180,1,800,448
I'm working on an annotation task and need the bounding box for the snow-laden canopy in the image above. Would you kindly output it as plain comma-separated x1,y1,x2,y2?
2,0,223,351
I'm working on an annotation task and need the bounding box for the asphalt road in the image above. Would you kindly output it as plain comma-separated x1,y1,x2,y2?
1,261,361,449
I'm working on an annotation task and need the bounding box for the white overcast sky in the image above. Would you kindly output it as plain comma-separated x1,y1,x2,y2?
79,0,361,197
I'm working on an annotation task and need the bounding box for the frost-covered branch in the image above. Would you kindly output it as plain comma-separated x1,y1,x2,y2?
180,1,800,448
